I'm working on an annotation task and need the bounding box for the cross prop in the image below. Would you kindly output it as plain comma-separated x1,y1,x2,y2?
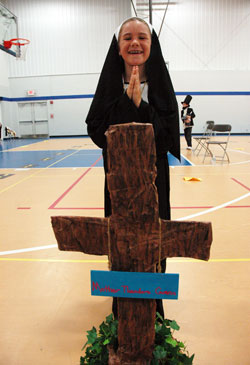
51,123,212,364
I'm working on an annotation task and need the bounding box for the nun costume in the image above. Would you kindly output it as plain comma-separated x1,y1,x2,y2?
85,17,180,318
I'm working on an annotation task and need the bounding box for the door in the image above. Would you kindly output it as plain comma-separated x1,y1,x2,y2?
18,102,49,138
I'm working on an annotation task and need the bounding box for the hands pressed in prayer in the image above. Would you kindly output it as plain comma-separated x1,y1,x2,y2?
126,66,141,108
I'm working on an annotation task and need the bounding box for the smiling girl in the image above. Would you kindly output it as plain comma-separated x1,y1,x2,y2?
86,17,180,319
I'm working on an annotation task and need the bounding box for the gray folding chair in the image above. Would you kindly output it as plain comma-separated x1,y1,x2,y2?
193,121,214,156
202,124,232,163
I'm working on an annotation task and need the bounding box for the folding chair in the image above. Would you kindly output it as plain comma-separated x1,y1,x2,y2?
202,124,232,163
193,121,214,156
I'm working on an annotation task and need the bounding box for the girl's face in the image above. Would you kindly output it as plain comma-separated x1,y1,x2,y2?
118,20,151,68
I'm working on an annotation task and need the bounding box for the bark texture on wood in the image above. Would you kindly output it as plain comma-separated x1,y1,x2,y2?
160,220,212,261
51,216,109,255
109,218,160,272
106,123,159,223
117,299,156,364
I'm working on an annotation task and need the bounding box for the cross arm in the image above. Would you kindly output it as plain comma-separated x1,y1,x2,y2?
160,220,213,261
51,216,109,255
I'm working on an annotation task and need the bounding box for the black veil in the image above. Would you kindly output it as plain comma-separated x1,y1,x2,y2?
86,26,180,160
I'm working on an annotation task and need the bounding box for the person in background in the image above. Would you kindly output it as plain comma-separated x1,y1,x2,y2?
85,17,180,319
181,95,195,150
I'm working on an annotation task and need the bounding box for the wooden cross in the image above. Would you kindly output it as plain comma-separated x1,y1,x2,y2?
51,123,212,365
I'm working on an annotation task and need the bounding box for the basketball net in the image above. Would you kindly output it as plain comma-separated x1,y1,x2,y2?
3,38,30,61
16,43,29,61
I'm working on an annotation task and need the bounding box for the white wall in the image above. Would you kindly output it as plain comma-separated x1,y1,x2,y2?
2,0,250,137
8,73,100,136
6,70,250,137
142,0,250,71
2,0,131,135
173,70,250,133
0,49,9,94
6,0,132,76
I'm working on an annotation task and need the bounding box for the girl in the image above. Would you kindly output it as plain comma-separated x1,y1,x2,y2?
86,17,180,318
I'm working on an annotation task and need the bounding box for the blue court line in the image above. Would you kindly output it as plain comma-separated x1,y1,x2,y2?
168,153,191,166
1,91,249,102
1,95,95,102
0,148,190,169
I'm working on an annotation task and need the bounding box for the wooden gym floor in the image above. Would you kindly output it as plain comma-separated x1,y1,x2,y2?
0,135,249,365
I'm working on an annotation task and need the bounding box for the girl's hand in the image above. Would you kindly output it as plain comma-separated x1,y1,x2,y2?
126,68,135,99
126,66,141,108
132,66,141,108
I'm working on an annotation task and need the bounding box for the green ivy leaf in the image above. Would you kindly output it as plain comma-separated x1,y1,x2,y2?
81,341,88,352
110,322,118,336
86,327,97,344
162,318,171,327
179,341,185,348
170,320,180,331
156,311,164,323
153,345,167,360
81,314,194,364
105,313,114,323
183,353,195,364
165,337,178,347
155,321,161,333
159,324,171,337
103,339,110,345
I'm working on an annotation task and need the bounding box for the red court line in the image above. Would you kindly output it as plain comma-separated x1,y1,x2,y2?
51,207,104,210
17,207,31,210
231,178,250,191
48,155,102,210
49,168,250,211
49,205,250,211
225,206,250,208
172,206,213,209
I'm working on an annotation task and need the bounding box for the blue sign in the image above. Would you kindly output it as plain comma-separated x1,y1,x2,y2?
91,270,179,300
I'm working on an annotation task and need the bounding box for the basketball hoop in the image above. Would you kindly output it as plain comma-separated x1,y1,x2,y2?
3,38,30,60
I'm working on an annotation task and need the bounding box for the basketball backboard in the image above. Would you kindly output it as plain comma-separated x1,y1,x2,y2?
0,1,19,56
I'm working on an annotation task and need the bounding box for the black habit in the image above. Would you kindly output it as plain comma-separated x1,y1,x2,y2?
85,21,180,318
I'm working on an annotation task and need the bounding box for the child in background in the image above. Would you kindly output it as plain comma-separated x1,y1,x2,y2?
181,94,196,150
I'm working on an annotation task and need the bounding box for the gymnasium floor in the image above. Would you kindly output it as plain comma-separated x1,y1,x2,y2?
0,135,249,365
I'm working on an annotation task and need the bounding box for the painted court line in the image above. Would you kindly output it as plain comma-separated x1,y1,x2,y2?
48,155,102,209
231,177,250,191
172,205,249,209
181,154,194,166
178,177,250,220
0,149,83,195
178,191,250,221
3,179,249,255
39,204,250,211
228,148,250,155
2,171,249,256
0,244,57,256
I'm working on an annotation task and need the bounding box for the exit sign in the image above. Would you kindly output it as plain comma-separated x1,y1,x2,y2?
27,90,36,96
